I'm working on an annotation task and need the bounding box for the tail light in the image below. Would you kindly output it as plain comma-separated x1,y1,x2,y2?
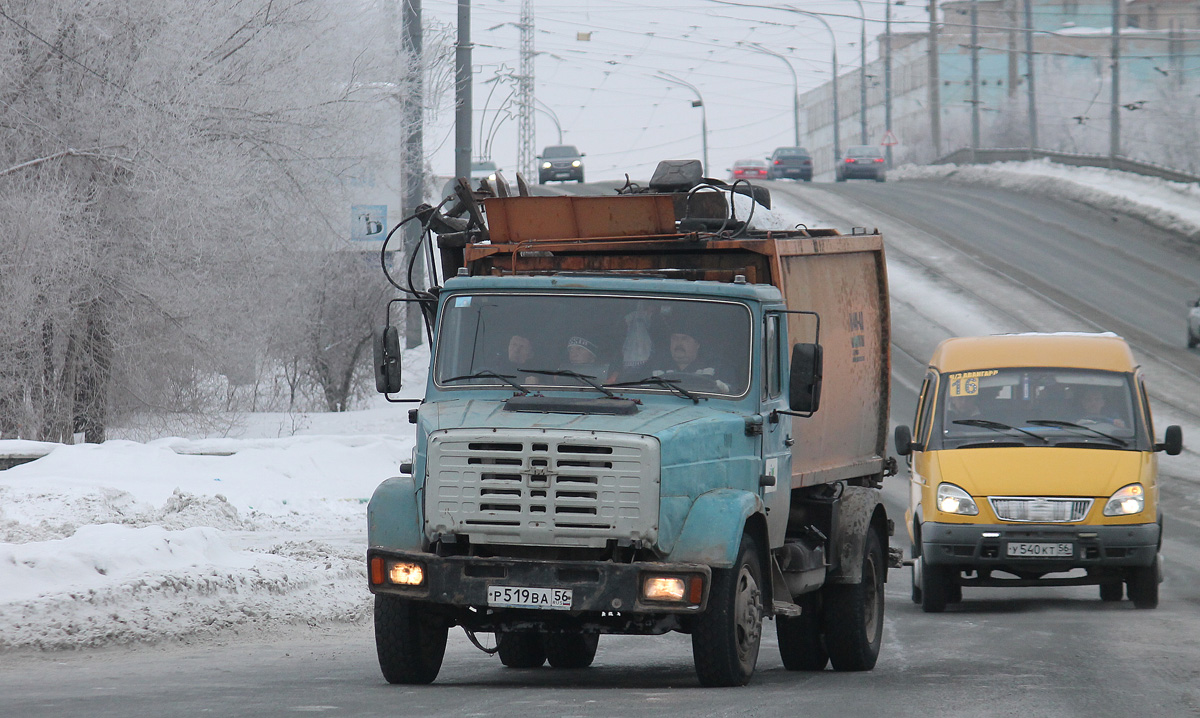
845,158,855,163
874,158,885,163
773,159,781,165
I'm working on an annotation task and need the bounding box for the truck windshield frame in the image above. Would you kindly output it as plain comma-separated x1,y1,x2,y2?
931,367,1149,451
432,292,753,399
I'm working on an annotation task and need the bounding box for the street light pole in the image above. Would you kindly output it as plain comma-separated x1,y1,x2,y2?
885,0,895,167
839,0,869,145
535,99,563,143
785,9,840,167
454,0,472,181
739,41,800,145
657,72,709,173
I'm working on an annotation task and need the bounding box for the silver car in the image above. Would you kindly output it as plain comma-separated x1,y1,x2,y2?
1188,299,1200,348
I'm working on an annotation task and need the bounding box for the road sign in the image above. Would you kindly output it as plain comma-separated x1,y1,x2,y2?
881,130,899,146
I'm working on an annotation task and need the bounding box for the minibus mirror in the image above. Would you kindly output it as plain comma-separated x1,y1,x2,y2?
1158,425,1183,455
894,425,914,456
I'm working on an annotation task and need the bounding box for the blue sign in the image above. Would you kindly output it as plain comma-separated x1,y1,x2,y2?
351,205,387,241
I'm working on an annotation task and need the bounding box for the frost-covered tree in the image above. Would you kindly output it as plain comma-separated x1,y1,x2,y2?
0,0,417,440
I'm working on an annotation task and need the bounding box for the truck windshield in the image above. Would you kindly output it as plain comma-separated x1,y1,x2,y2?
938,367,1143,449
434,293,752,398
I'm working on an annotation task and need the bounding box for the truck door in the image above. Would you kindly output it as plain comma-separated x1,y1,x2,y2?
761,313,791,546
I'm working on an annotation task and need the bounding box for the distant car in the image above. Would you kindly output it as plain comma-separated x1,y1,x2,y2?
728,158,769,181
470,160,500,183
1188,298,1200,348
835,146,887,182
767,147,813,181
538,145,585,183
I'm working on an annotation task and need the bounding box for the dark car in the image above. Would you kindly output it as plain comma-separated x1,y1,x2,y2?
728,158,769,181
538,145,585,183
767,146,813,181
1189,297,1200,348
835,145,886,182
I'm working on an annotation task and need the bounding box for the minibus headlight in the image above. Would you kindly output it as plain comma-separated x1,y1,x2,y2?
1103,483,1145,516
936,483,979,515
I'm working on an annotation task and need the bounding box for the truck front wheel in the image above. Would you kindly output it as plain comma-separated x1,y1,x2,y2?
692,534,763,686
776,592,828,670
822,529,885,671
374,595,448,684
544,633,599,668
497,630,547,668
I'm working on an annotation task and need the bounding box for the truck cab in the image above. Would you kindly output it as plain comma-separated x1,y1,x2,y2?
895,332,1183,611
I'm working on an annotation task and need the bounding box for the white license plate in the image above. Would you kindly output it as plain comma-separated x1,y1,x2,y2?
1006,542,1073,558
487,585,573,610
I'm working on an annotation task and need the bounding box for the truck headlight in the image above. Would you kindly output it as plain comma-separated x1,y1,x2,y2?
1103,483,1145,516
641,574,704,604
936,483,979,515
370,556,426,586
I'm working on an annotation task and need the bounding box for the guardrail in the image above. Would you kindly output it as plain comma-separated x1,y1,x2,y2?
933,148,1200,185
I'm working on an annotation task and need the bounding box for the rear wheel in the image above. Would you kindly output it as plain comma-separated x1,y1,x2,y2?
919,555,949,613
544,633,599,668
1100,581,1124,602
692,534,763,686
776,592,828,671
1127,563,1159,609
374,595,448,684
822,530,885,671
497,631,547,668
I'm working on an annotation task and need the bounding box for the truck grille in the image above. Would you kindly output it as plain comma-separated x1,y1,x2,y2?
425,429,660,548
988,496,1093,523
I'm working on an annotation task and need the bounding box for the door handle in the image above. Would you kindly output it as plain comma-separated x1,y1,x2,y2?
784,435,794,447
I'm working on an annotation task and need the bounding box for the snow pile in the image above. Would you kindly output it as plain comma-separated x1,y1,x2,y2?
894,159,1200,240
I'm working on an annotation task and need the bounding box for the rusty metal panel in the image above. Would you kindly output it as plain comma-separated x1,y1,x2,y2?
484,195,677,243
775,237,890,488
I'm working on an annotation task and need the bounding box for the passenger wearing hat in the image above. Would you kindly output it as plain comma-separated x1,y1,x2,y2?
564,335,614,383
655,324,730,393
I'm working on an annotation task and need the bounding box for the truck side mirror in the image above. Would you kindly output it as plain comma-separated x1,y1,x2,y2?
788,343,822,414
1158,425,1183,455
373,325,403,394
894,425,914,456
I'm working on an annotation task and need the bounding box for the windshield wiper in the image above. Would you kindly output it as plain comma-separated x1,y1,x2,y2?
606,376,699,403
952,419,1049,444
1025,420,1128,446
516,369,617,398
443,371,529,394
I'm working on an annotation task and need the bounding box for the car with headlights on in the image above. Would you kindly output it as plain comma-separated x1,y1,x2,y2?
835,146,886,182
538,145,585,183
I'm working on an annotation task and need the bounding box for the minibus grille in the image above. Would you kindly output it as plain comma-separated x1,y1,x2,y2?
988,497,1093,523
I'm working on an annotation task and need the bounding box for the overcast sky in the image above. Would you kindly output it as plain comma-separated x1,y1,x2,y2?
419,0,931,181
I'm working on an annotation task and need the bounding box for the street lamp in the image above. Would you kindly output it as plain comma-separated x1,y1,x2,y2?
838,0,870,145
656,72,709,174
535,98,562,144
737,41,801,146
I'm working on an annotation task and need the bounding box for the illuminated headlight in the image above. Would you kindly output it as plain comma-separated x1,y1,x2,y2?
571,160,581,168
370,557,425,586
541,161,551,169
936,483,979,515
1103,483,1145,516
642,574,704,604
487,173,497,181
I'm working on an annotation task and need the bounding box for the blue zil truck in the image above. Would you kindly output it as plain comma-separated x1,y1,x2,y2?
368,161,896,686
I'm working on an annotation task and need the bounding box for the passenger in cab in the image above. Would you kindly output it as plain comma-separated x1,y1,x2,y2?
1076,387,1126,428
655,325,730,392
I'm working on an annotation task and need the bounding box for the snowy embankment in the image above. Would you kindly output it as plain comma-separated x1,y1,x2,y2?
2,162,1199,652
893,159,1200,239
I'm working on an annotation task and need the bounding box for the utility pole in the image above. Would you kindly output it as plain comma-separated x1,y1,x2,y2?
1007,0,1019,98
1110,0,1121,165
885,0,894,167
516,0,536,180
454,0,472,181
401,0,425,348
1024,0,1037,157
928,0,941,158
970,0,980,156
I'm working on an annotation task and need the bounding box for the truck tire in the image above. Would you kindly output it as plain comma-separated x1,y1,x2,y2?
692,534,764,687
374,595,448,684
1127,564,1159,609
776,592,828,671
919,555,949,613
544,633,599,668
821,529,885,671
1099,581,1124,602
497,631,547,668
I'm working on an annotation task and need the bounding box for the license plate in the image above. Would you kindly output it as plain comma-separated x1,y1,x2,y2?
1006,542,1073,558
487,585,573,610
